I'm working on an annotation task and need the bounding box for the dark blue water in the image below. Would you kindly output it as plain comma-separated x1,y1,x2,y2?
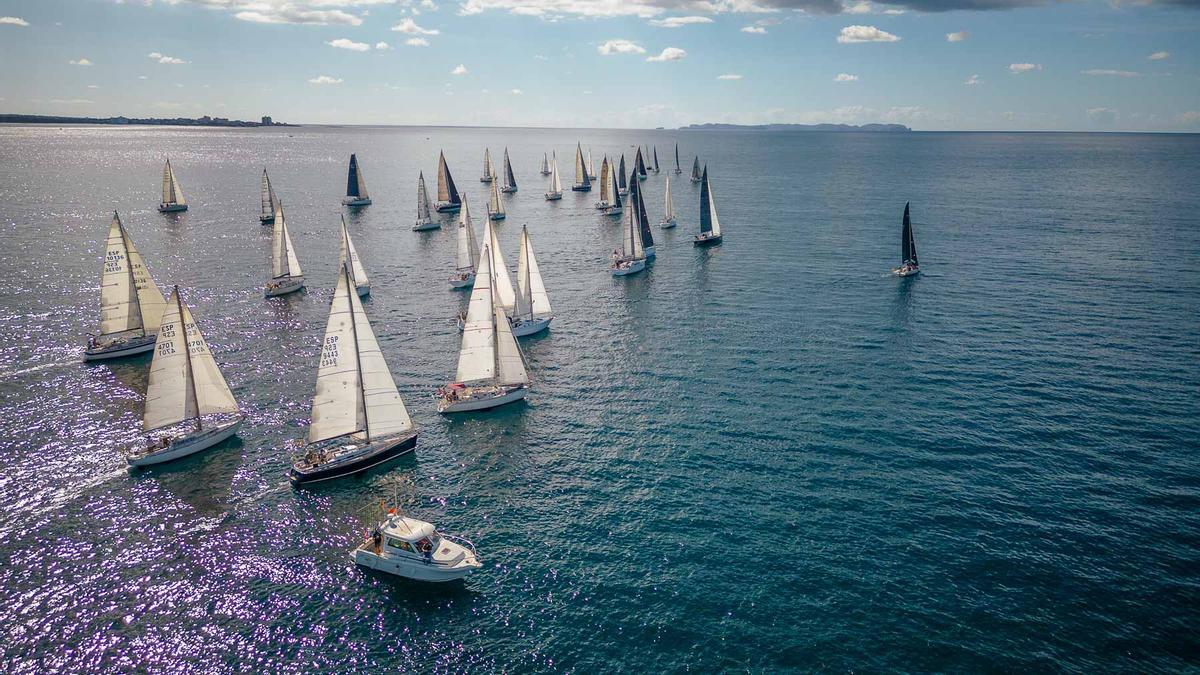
1,126,1198,672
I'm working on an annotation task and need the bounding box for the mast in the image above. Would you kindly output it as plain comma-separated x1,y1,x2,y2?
675,144,680,173
483,148,493,180
117,218,147,330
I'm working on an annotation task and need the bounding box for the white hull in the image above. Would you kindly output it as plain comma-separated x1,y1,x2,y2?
438,385,527,413
265,276,305,297
500,187,517,194
545,192,562,201
660,217,676,229
352,548,479,581
412,220,439,231
84,334,156,361
603,206,623,217
594,201,611,210
342,197,372,206
694,233,722,245
611,258,646,276
356,284,370,298
127,418,242,467
893,266,920,277
511,315,551,337
449,272,475,289
158,203,187,213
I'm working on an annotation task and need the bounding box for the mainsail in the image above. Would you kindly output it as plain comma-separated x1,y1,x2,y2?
674,144,681,173
516,225,551,320
691,156,701,181
550,153,562,192
340,215,369,290
635,148,647,178
620,190,645,260
574,143,590,188
308,261,413,444
260,169,280,219
437,151,462,205
456,198,480,271
483,217,519,314
162,159,185,205
901,202,918,265
455,245,497,384
489,178,505,218
699,166,721,236
630,174,654,249
482,148,495,181
618,155,628,192
99,212,166,337
541,153,550,174
271,204,302,279
346,154,369,199
503,148,517,190
652,146,660,173
599,157,611,203
416,171,432,221
587,148,596,179
664,175,674,220
144,287,239,431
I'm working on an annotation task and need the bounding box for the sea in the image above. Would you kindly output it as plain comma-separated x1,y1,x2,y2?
0,125,1197,672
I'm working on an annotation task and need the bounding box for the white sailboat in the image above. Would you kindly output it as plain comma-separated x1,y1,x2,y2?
480,148,495,183
694,165,723,246
264,203,305,297
487,176,506,221
587,148,597,181
611,189,647,276
545,152,563,201
660,175,677,228
85,212,167,361
500,148,518,194
342,153,372,206
158,158,187,213
512,225,553,337
594,156,612,210
449,196,480,289
438,243,531,413
540,153,551,176
571,143,591,192
413,171,437,231
435,151,462,213
259,168,280,224
125,286,243,467
290,258,417,485
341,215,370,297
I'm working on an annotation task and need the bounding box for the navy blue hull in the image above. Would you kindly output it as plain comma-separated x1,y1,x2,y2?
290,434,417,486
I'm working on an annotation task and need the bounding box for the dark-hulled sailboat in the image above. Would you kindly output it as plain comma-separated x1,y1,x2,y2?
435,151,462,213
500,148,518,194
892,202,920,277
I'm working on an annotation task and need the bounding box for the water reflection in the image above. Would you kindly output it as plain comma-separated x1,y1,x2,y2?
130,436,244,517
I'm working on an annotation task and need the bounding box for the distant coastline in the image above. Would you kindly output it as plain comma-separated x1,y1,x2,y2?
0,114,294,128
681,123,911,132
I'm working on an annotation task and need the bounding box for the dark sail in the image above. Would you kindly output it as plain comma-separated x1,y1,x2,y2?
901,202,917,265
699,166,712,235
635,148,647,178
691,156,701,181
505,153,516,189
618,155,627,190
446,161,461,204
675,144,681,172
652,146,660,172
631,174,653,248
346,154,360,197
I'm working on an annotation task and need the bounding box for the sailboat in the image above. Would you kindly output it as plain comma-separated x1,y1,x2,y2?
652,146,661,174
259,169,280,224
571,143,592,192
892,202,920,277
290,257,417,484
634,148,648,181
693,165,723,246
480,148,496,183
449,196,480,289
674,143,682,175
602,164,623,217
437,243,531,413
342,153,372,206
500,148,518,194
413,171,438,231
158,158,187,213
617,155,629,196
487,176,506,221
435,151,462,213
690,155,702,183
630,173,655,258
540,153,551,176
660,175,677,228
587,148,597,181
341,215,370,297
611,187,647,277
264,203,305,297
545,152,563,201
85,211,167,361
512,225,553,336
594,156,612,210
125,285,243,467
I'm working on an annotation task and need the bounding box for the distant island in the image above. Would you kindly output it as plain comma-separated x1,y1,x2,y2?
0,114,294,127
680,123,911,132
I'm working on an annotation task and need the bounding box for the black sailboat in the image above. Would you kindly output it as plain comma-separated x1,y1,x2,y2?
501,148,518,193
694,165,723,246
629,171,655,257
690,155,702,183
342,153,372,206
893,202,920,276
674,143,682,175
634,148,648,181
652,146,660,174
436,151,462,213
617,155,629,195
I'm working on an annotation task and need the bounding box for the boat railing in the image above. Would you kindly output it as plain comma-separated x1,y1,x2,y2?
439,533,478,557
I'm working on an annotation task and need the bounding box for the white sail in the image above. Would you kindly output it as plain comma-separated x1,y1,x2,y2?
416,172,432,220
489,178,505,217
550,153,562,193
354,158,369,200
271,205,302,279
706,173,722,236
483,148,495,180
260,169,279,218
599,157,611,203
574,144,586,185
455,199,478,271
144,288,237,431
341,216,369,289
622,197,644,259
517,226,551,319
455,245,497,384
541,153,549,173
308,265,364,443
484,218,518,314
99,213,166,336
124,223,167,333
437,152,452,203
664,175,674,220
494,300,528,386
349,267,412,440
162,159,185,205
587,149,595,179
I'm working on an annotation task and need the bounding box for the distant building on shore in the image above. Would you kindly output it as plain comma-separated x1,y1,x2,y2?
262,116,273,126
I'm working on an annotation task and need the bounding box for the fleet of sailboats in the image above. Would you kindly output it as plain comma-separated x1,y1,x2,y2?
572,143,592,192
260,169,280,224
435,151,462,213
660,175,676,228
449,196,480,289
341,215,371,297
893,202,920,277
500,148,518,194
545,152,563,200
342,153,372,206
158,159,187,213
413,171,437,231
265,203,305,297
694,165,723,246
125,285,243,467
85,212,167,361
480,148,496,183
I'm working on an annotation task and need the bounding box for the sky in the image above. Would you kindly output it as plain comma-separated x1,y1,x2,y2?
0,0,1197,131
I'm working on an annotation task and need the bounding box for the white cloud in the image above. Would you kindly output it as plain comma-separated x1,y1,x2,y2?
236,7,362,26
148,52,188,65
649,16,712,27
1177,111,1200,125
375,41,391,49
647,47,687,62
1008,63,1042,74
0,16,30,26
421,0,439,8
1082,69,1139,77
834,73,858,82
87,84,100,89
456,0,659,18
511,88,523,94
837,25,899,43
392,18,439,34
405,37,430,46
964,73,981,85
946,31,968,42
843,1,872,13
327,38,370,51
741,26,767,34
1087,107,1117,125
138,75,148,80
48,98,94,105
308,75,344,84
717,74,743,80
598,39,645,55
451,63,468,75
69,58,93,66
1147,51,1169,61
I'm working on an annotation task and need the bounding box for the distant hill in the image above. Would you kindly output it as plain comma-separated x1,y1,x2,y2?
0,114,293,127
680,123,911,132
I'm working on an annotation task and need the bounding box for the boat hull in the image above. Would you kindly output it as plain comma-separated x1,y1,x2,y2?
511,315,551,337
893,266,920,277
342,197,372,206
489,212,506,221
603,206,623,217
352,547,479,582
127,418,242,467
611,259,646,276
500,187,517,194
449,273,475,289
571,185,591,192
545,192,562,201
644,246,656,259
660,217,676,229
356,284,370,298
290,432,418,485
693,234,722,246
84,333,156,361
412,220,439,231
438,385,526,413
259,214,275,225
265,276,305,297
435,202,461,213
158,203,187,213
